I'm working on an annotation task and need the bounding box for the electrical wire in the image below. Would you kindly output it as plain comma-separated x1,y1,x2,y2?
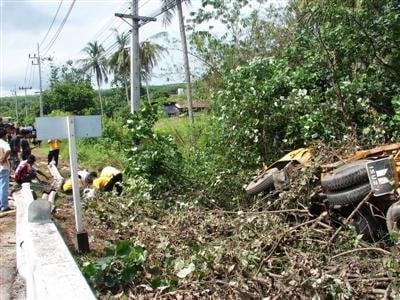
98,20,125,48
79,0,163,59
39,0,64,49
27,63,32,86
101,0,161,48
90,3,129,43
139,0,177,27
29,64,36,87
41,0,77,56
76,3,129,57
102,0,178,56
23,57,30,86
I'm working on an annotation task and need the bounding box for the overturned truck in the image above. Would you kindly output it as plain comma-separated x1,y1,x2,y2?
245,144,400,241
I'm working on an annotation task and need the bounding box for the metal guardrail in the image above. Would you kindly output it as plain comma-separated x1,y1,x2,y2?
14,182,96,300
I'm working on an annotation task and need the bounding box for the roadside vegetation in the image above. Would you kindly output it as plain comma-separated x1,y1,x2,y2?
3,0,400,298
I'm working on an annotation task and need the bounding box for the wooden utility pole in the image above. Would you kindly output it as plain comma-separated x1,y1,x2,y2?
115,1,155,114
18,86,32,119
10,88,19,124
176,0,194,124
29,43,50,117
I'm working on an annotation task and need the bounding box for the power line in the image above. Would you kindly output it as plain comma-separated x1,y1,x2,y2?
90,3,129,43
93,0,154,55
23,57,30,86
75,6,128,57
41,0,77,56
39,0,64,48
97,21,125,49
18,86,32,119
75,0,153,58
27,63,34,87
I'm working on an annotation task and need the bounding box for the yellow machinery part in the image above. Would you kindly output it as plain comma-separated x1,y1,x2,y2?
278,147,313,166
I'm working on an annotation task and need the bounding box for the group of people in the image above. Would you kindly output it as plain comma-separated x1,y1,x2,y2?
0,126,11,211
0,117,123,212
63,166,123,197
0,119,39,211
0,119,56,211
5,123,37,171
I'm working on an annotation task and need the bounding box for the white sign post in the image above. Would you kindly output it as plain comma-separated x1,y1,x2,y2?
36,115,101,252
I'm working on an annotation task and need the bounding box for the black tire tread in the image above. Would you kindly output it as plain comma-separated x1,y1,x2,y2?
245,168,278,195
355,208,384,242
326,183,371,205
386,204,400,232
322,160,369,192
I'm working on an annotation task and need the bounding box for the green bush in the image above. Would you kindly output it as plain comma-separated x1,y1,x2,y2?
124,104,184,199
82,240,147,293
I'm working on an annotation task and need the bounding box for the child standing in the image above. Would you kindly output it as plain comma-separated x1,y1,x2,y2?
47,139,61,166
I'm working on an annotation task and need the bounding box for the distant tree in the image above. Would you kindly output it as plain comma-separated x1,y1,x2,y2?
108,29,131,104
108,29,167,105
140,38,167,103
79,41,108,116
44,61,96,115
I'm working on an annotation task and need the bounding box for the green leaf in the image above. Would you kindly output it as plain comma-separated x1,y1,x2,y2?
115,240,132,257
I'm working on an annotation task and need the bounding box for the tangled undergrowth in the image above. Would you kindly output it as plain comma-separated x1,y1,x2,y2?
55,142,400,299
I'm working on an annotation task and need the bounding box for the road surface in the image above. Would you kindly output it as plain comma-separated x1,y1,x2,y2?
0,208,26,300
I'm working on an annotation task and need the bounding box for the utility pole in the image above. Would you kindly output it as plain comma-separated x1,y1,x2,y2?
115,2,156,114
19,86,32,120
10,88,19,124
29,43,50,117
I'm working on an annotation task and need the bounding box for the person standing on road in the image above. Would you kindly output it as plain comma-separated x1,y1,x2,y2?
0,128,11,212
9,127,21,170
47,138,61,166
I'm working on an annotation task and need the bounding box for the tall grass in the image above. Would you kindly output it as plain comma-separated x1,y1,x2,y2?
154,113,211,154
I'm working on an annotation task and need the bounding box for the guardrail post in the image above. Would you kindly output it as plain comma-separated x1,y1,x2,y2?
14,183,96,300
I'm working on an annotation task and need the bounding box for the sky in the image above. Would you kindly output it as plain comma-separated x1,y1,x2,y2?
0,0,202,98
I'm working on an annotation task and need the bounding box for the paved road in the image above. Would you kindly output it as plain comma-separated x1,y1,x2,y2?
0,209,26,300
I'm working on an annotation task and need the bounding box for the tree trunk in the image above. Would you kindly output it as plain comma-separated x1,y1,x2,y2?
97,87,104,116
125,77,130,104
145,77,151,105
176,0,194,124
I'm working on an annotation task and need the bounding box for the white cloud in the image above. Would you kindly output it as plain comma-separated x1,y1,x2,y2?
0,0,194,96
1,0,285,97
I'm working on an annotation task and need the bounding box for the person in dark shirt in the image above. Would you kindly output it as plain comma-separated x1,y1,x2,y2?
9,127,21,170
20,129,32,160
20,138,31,160
14,155,49,185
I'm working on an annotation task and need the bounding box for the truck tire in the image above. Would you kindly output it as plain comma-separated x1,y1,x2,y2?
354,208,385,242
326,183,371,205
386,203,400,232
322,160,369,192
245,168,279,195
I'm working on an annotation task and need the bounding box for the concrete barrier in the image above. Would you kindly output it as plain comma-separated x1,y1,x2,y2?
14,183,96,300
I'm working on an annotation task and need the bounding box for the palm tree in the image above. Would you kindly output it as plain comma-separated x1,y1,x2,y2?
108,29,131,104
108,30,167,105
79,41,108,115
161,0,194,123
140,39,167,104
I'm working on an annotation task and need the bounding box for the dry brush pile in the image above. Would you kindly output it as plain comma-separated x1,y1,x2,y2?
55,143,400,299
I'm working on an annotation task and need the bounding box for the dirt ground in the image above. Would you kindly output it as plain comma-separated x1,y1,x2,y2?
33,150,104,255
0,149,99,300
24,147,400,298
0,210,26,300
